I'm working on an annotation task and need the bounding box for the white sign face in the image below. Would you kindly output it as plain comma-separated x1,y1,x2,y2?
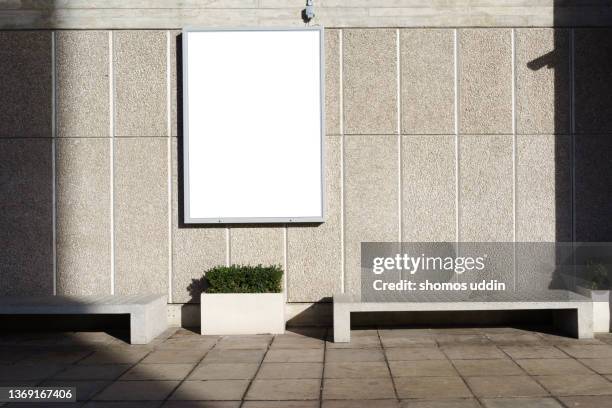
183,28,324,224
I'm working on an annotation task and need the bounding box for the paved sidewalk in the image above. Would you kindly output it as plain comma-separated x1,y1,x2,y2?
1,327,612,407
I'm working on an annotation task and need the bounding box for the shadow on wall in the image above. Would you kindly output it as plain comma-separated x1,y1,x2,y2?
0,30,54,296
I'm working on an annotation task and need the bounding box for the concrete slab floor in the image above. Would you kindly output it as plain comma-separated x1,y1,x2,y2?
0,328,611,406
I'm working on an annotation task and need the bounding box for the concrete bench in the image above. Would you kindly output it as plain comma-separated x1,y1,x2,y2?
0,294,168,344
333,293,594,342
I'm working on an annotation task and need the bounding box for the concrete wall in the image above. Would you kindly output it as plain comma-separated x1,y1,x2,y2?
1,1,612,325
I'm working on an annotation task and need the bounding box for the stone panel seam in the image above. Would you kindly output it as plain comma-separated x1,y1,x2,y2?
339,28,345,294
51,30,57,296
396,28,402,243
570,28,576,243
226,227,231,266
511,28,517,291
109,30,115,295
454,28,460,246
166,30,173,304
283,225,288,302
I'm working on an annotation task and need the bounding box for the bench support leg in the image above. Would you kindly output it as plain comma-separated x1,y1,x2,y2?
333,303,351,343
553,304,594,339
130,297,168,344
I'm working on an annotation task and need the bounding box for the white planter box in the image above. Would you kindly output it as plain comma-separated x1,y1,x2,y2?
577,287,610,333
201,293,285,335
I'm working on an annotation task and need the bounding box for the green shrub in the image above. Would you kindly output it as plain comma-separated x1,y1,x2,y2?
204,264,283,293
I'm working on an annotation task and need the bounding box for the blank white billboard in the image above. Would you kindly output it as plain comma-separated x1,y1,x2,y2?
183,27,324,224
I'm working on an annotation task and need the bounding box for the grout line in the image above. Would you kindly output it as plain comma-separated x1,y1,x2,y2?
51,31,57,296
511,28,517,292
166,30,173,304
378,329,400,403
396,28,402,244
318,334,327,408
238,336,273,407
339,29,345,294
109,30,115,296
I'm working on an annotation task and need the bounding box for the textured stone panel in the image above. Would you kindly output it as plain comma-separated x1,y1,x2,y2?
400,29,454,135
459,29,512,134
287,136,342,302
343,29,397,135
114,31,167,137
56,31,110,137
0,138,53,295
56,138,111,295
325,29,340,136
170,30,180,137
515,29,570,135
114,138,168,294
575,135,612,241
171,138,226,303
459,135,513,241
516,134,571,242
574,29,612,133
230,228,284,267
0,32,51,137
402,135,456,242
345,135,399,295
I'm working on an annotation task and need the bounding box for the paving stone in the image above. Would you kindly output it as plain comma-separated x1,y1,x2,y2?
443,346,506,360
79,348,152,364
516,358,593,376
326,335,381,349
257,363,323,379
271,336,324,349
324,400,400,408
264,349,323,363
120,363,194,380
157,337,217,351
324,362,390,378
385,347,447,361
323,378,396,400
465,376,548,398
20,350,92,365
400,400,480,408
244,402,319,408
189,363,259,380
559,396,612,408
170,380,249,401
325,349,385,363
500,345,567,359
53,365,132,381
246,379,321,400
381,336,437,348
41,380,110,401
558,345,612,359
536,375,612,396
202,349,265,364
94,381,179,400
395,376,472,399
579,359,612,375
140,349,206,364
486,333,544,345
480,398,563,408
434,334,491,346
163,401,241,408
453,359,524,377
215,335,272,350
85,402,162,408
389,360,457,377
